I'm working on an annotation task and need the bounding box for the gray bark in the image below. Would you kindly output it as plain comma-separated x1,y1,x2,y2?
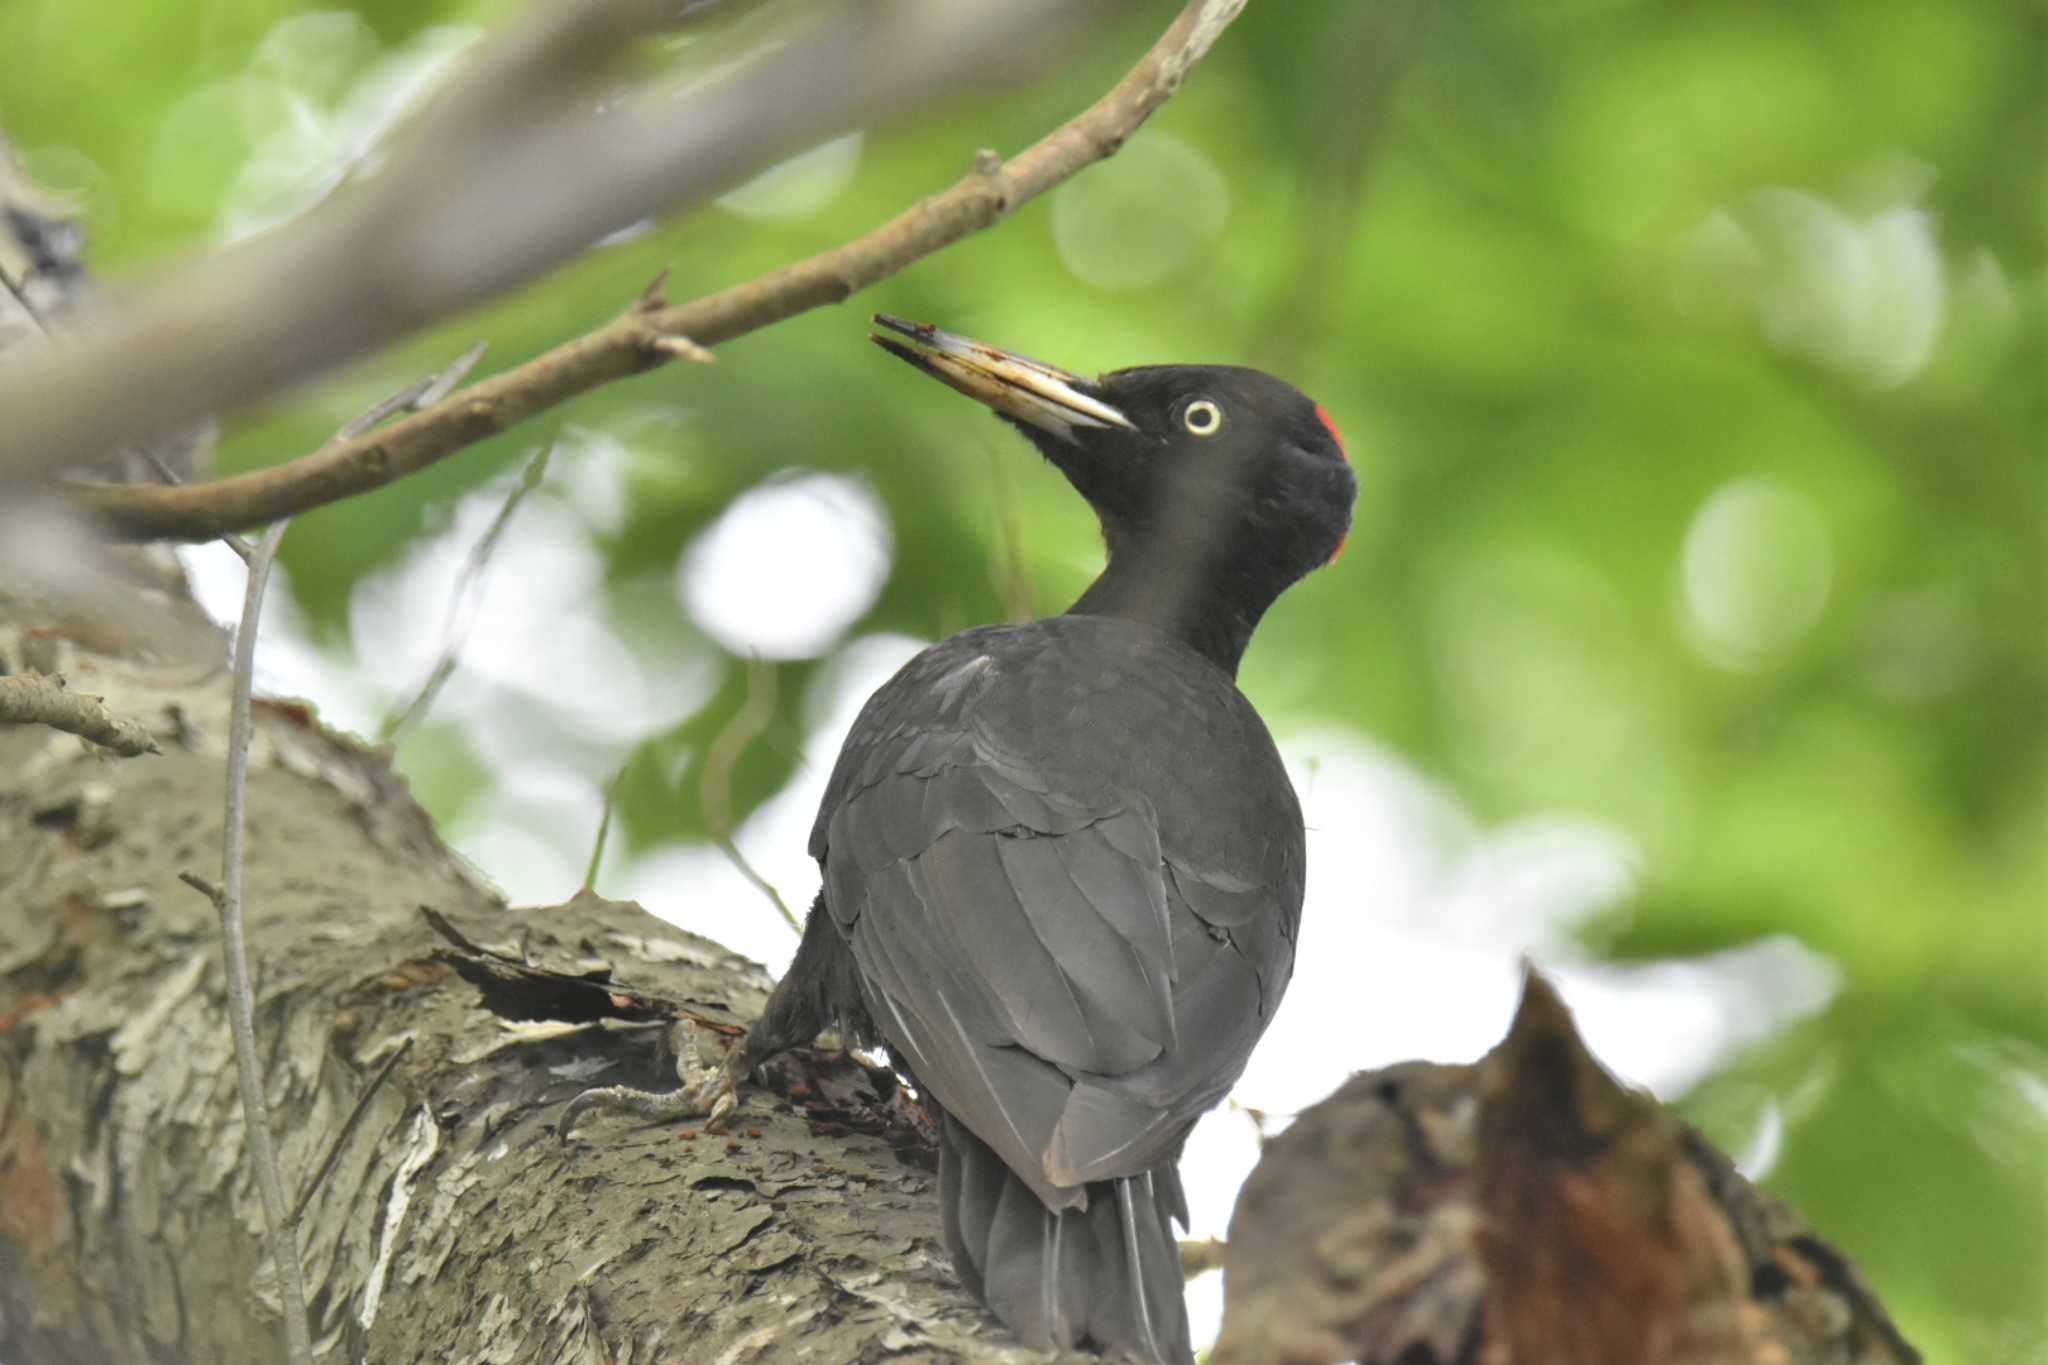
0,583,1071,1364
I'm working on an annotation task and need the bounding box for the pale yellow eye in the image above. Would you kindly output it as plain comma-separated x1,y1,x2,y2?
1183,399,1223,436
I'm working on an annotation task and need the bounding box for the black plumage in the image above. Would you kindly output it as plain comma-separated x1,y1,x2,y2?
720,316,1355,1362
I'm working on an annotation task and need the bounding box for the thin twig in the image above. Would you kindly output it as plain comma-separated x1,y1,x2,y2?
700,657,799,934
584,764,627,893
65,0,1251,542
0,673,159,756
169,342,487,569
379,441,553,744
292,1036,414,1223
411,339,490,407
191,516,314,1365
337,340,489,444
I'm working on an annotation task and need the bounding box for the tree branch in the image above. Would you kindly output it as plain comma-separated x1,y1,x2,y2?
0,0,1127,484
0,672,159,756
181,517,314,1365
62,0,1251,543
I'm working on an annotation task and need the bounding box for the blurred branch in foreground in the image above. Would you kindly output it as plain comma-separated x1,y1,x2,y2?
60,0,1249,543
0,672,158,757
0,0,1132,484
1213,969,1921,1365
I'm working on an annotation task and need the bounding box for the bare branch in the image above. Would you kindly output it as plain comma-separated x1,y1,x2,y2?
132,435,256,562
62,0,1251,542
583,763,628,893
0,672,159,756
0,0,1126,483
410,340,490,409
337,340,489,442
184,517,315,1365
714,835,802,937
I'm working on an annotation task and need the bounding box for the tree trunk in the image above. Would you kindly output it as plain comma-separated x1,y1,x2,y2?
1,580,1075,1363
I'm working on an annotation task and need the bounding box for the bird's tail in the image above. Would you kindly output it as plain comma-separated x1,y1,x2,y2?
938,1113,1193,1365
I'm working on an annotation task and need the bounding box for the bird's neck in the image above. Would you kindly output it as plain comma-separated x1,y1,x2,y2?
1066,540,1273,677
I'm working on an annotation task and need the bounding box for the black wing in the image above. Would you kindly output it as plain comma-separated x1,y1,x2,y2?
811,617,1303,1210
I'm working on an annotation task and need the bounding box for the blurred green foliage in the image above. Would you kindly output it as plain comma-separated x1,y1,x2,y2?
5,0,2041,1358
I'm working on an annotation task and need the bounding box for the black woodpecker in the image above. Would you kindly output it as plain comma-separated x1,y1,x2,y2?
572,315,1355,1363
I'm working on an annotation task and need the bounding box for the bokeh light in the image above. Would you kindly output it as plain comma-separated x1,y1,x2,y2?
677,471,892,660
1679,476,1835,669
1051,131,1230,290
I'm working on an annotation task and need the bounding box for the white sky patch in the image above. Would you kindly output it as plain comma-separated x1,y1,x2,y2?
447,761,609,907
549,426,635,534
678,472,892,660
183,539,386,736
1545,938,1838,1093
346,467,715,751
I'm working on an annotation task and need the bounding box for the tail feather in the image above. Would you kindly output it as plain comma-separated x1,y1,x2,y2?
940,1114,1193,1364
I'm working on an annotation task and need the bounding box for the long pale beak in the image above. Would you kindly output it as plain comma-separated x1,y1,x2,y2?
870,313,1133,441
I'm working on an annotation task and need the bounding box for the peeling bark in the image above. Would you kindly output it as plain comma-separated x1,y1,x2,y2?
0,597,1087,1364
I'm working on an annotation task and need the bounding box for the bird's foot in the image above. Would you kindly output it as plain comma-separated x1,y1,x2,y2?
558,1023,749,1139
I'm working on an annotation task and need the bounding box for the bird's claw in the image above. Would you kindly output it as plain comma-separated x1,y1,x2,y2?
686,1052,745,1130
557,1030,749,1139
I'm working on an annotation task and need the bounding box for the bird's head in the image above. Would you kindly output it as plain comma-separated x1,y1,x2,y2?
871,314,1355,670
